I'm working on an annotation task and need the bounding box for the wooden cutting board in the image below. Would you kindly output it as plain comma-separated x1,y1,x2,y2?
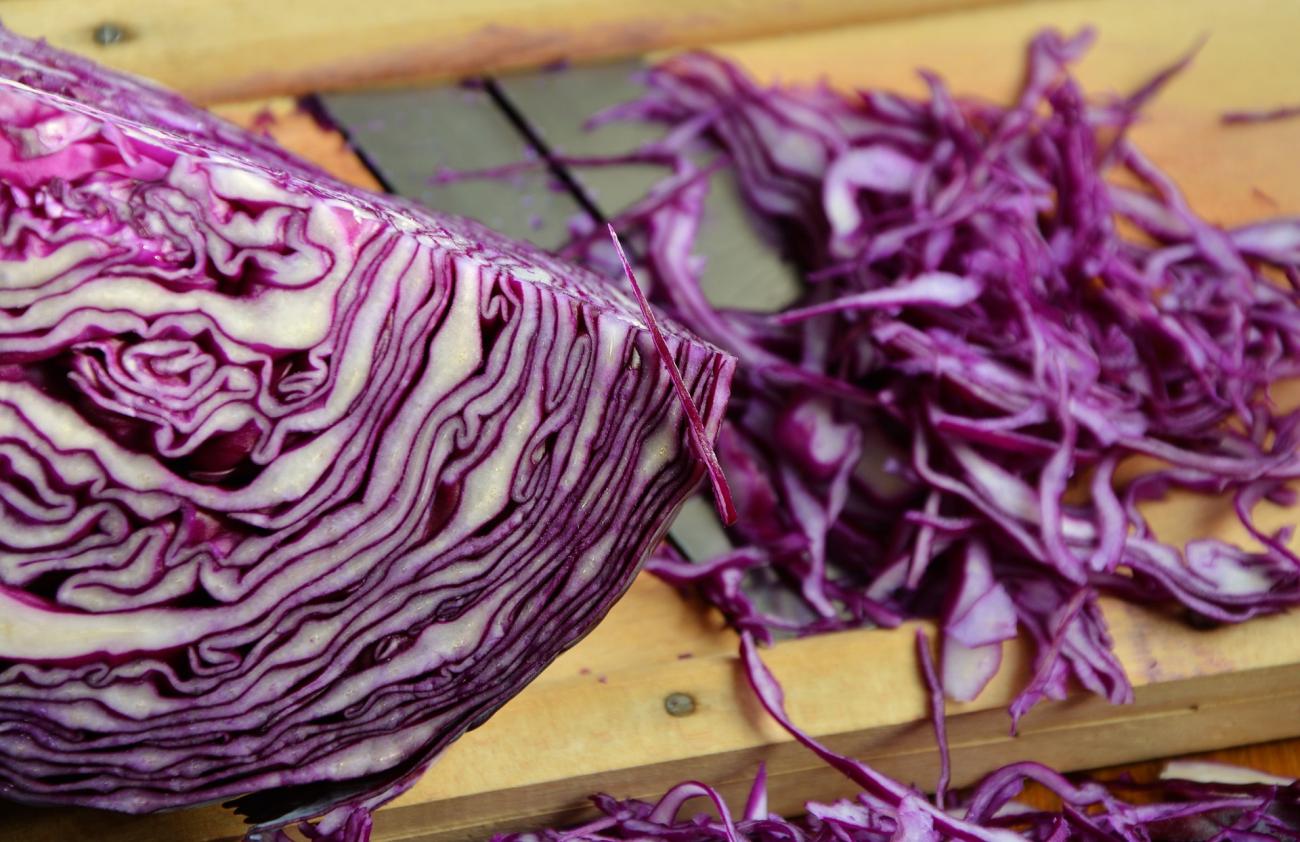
5,0,1300,840
0,0,1025,102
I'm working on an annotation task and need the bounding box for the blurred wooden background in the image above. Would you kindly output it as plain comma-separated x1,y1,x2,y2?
0,0,1027,102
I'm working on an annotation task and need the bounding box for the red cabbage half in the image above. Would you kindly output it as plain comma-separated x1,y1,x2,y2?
0,27,733,836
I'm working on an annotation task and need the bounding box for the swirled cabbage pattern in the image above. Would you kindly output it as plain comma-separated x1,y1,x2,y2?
0,31,733,817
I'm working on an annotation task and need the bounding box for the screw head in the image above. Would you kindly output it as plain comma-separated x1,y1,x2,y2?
663,691,696,717
93,23,127,46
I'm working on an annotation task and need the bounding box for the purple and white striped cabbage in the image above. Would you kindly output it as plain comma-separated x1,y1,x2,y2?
0,27,733,835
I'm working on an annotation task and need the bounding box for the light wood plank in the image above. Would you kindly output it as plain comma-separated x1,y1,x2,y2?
0,0,1028,103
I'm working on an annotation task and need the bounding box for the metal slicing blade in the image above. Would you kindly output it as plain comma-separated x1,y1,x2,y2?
319,83,582,250
318,63,801,565
493,61,802,313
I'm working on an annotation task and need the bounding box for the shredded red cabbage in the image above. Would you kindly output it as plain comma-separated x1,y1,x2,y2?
471,27,1300,842
536,28,1300,720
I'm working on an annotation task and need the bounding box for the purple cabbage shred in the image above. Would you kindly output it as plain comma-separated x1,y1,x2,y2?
482,26,1300,842
549,28,1300,719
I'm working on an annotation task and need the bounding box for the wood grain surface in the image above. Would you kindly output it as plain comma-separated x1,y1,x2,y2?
4,0,1300,840
0,0,1025,104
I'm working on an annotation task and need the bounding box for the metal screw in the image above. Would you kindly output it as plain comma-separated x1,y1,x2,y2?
92,23,127,46
663,692,696,717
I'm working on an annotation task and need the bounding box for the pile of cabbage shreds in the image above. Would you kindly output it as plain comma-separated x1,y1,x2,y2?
486,27,1300,842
